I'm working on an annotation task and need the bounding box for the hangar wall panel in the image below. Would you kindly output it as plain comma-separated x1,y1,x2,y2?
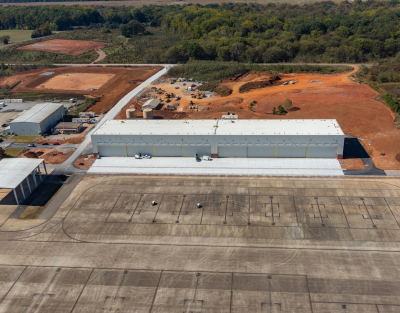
98,146,126,157
218,146,247,158
154,146,182,157
182,146,211,157
307,146,338,158
277,146,307,158
247,146,276,158
127,146,154,157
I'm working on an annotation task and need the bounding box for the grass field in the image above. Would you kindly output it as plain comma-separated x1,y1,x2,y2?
3,147,27,157
0,29,33,47
4,135,40,143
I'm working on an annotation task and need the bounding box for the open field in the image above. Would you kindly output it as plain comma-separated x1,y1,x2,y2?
1,175,400,311
139,67,400,170
0,65,162,115
0,29,33,47
18,148,74,164
17,39,110,56
37,73,115,91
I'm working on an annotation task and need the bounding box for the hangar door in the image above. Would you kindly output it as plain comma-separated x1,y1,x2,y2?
247,146,276,158
218,146,247,158
182,145,211,157
127,146,154,157
276,146,307,158
98,145,126,157
307,146,337,158
154,145,182,157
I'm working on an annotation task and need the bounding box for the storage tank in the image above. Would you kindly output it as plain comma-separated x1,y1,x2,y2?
126,109,137,119
143,108,153,119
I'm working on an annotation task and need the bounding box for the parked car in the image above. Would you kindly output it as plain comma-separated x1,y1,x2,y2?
1,123,7,127
143,154,152,159
28,144,35,147
53,142,60,145
42,142,49,145
175,86,179,89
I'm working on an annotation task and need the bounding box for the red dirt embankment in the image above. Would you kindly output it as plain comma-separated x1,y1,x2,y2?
0,66,162,115
19,148,73,164
17,39,109,56
74,155,96,170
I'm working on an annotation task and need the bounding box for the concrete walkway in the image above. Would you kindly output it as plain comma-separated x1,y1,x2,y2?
88,157,344,177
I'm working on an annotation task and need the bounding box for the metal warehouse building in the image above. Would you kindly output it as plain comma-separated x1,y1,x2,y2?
10,102,65,135
92,119,344,159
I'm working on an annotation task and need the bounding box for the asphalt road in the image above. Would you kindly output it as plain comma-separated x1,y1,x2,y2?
8,142,79,149
52,66,169,174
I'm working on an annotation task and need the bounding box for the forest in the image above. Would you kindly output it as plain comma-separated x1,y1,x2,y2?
0,1,400,63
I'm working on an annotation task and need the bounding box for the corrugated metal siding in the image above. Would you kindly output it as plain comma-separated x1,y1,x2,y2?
307,146,338,158
98,146,126,157
182,146,211,157
277,146,307,158
218,146,247,158
127,146,154,157
247,146,276,158
154,146,182,157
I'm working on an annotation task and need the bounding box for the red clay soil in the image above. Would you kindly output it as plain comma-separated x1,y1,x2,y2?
19,148,73,164
74,155,96,170
0,66,162,115
17,39,110,56
339,158,365,170
159,66,400,170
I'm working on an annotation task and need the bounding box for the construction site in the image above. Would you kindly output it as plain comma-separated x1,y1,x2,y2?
0,65,163,115
117,66,400,171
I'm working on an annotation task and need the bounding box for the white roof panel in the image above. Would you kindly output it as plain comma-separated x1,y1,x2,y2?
94,119,344,136
217,119,343,136
94,119,217,136
11,102,63,124
0,158,43,189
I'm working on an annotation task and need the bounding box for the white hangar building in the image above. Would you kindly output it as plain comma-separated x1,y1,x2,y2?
92,119,344,159
10,102,65,135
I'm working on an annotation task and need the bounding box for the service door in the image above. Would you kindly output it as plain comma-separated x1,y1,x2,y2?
307,146,337,158
154,145,182,157
218,146,247,158
182,145,211,157
276,146,307,158
98,145,126,157
127,146,154,157
247,146,276,158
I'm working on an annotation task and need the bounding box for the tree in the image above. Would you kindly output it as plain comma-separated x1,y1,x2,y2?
2,35,10,45
0,147,4,160
272,107,276,115
120,20,145,37
278,105,285,114
284,99,292,111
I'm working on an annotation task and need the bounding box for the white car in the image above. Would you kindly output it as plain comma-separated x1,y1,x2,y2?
143,154,152,159
135,155,141,159
203,155,211,161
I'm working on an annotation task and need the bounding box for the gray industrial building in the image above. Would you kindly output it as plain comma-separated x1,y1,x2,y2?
10,103,65,135
92,119,344,159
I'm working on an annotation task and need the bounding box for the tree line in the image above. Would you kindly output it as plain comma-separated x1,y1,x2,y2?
1,1,400,63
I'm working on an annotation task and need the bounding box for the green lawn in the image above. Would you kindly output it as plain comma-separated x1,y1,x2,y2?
0,29,34,47
3,135,40,143
4,147,26,157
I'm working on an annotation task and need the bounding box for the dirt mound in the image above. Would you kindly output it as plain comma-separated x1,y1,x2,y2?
25,151,38,158
239,75,281,93
6,65,162,115
17,39,110,56
74,155,96,170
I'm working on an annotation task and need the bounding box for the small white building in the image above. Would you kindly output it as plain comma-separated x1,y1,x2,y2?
141,99,160,111
10,103,65,135
79,111,96,118
91,119,344,159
